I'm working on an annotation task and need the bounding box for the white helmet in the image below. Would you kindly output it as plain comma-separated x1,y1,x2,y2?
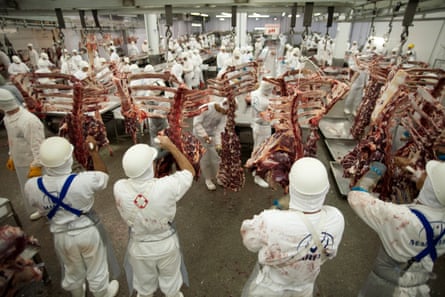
0,89,19,112
40,137,74,168
289,157,330,212
426,160,445,205
144,64,154,72
129,64,140,74
122,144,158,178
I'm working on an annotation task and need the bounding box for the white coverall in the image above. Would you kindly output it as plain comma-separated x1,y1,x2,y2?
241,207,345,297
343,66,368,116
114,170,193,297
250,87,272,150
8,61,30,75
25,170,113,294
192,102,227,183
182,55,195,89
348,183,445,297
4,107,44,214
28,48,39,70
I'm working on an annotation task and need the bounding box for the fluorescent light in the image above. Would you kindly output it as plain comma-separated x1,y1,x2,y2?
216,15,231,18
191,12,201,16
314,12,321,16
288,14,300,18
248,13,269,18
219,18,225,21
282,12,286,17
254,27,265,31
221,12,231,16
201,14,208,17
191,23,202,27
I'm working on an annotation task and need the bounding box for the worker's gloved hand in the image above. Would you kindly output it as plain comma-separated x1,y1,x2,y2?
28,166,42,178
352,161,387,193
216,144,222,156
6,158,15,171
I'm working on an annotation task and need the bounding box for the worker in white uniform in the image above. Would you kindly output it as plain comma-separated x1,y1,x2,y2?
113,137,196,297
241,157,345,297
170,56,184,86
24,136,119,297
128,41,140,57
193,99,228,191
27,43,39,71
109,47,120,63
246,80,274,188
182,52,194,89
8,56,30,75
141,40,150,54
348,159,445,297
1,88,44,221
406,43,417,62
216,46,228,73
71,49,83,71
37,52,54,69
343,56,368,116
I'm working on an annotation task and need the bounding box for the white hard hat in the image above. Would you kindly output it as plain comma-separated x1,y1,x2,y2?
0,89,19,112
40,52,49,59
129,64,140,74
426,160,445,205
233,48,241,59
27,43,33,48
123,57,130,63
72,49,78,53
39,137,74,168
289,157,330,212
12,55,21,63
122,144,158,178
144,64,154,72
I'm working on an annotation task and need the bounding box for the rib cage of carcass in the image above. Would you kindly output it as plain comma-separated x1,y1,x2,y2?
350,56,394,139
10,73,43,114
125,72,211,179
10,72,113,170
245,70,350,192
341,68,445,203
207,61,259,192
350,57,430,139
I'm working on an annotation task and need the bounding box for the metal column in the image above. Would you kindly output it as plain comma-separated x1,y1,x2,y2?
144,13,159,55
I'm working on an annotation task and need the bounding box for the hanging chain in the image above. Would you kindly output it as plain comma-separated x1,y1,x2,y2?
165,24,172,62
289,27,295,45
400,26,409,48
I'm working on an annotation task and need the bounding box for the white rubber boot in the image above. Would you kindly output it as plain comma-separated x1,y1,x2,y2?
137,293,154,297
92,280,119,297
70,283,86,297
166,292,184,297
254,175,269,188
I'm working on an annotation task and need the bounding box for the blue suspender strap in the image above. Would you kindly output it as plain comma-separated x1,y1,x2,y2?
409,208,445,263
37,174,83,219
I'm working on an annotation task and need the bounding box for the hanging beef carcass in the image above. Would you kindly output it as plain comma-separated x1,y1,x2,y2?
123,72,212,179
341,69,445,203
125,71,210,177
10,74,43,114
207,62,259,191
245,74,349,192
59,80,112,170
350,57,393,139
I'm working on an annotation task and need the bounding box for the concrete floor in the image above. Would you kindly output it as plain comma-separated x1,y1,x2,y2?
1,100,444,297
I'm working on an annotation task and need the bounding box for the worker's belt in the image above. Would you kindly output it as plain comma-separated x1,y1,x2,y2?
37,174,83,219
